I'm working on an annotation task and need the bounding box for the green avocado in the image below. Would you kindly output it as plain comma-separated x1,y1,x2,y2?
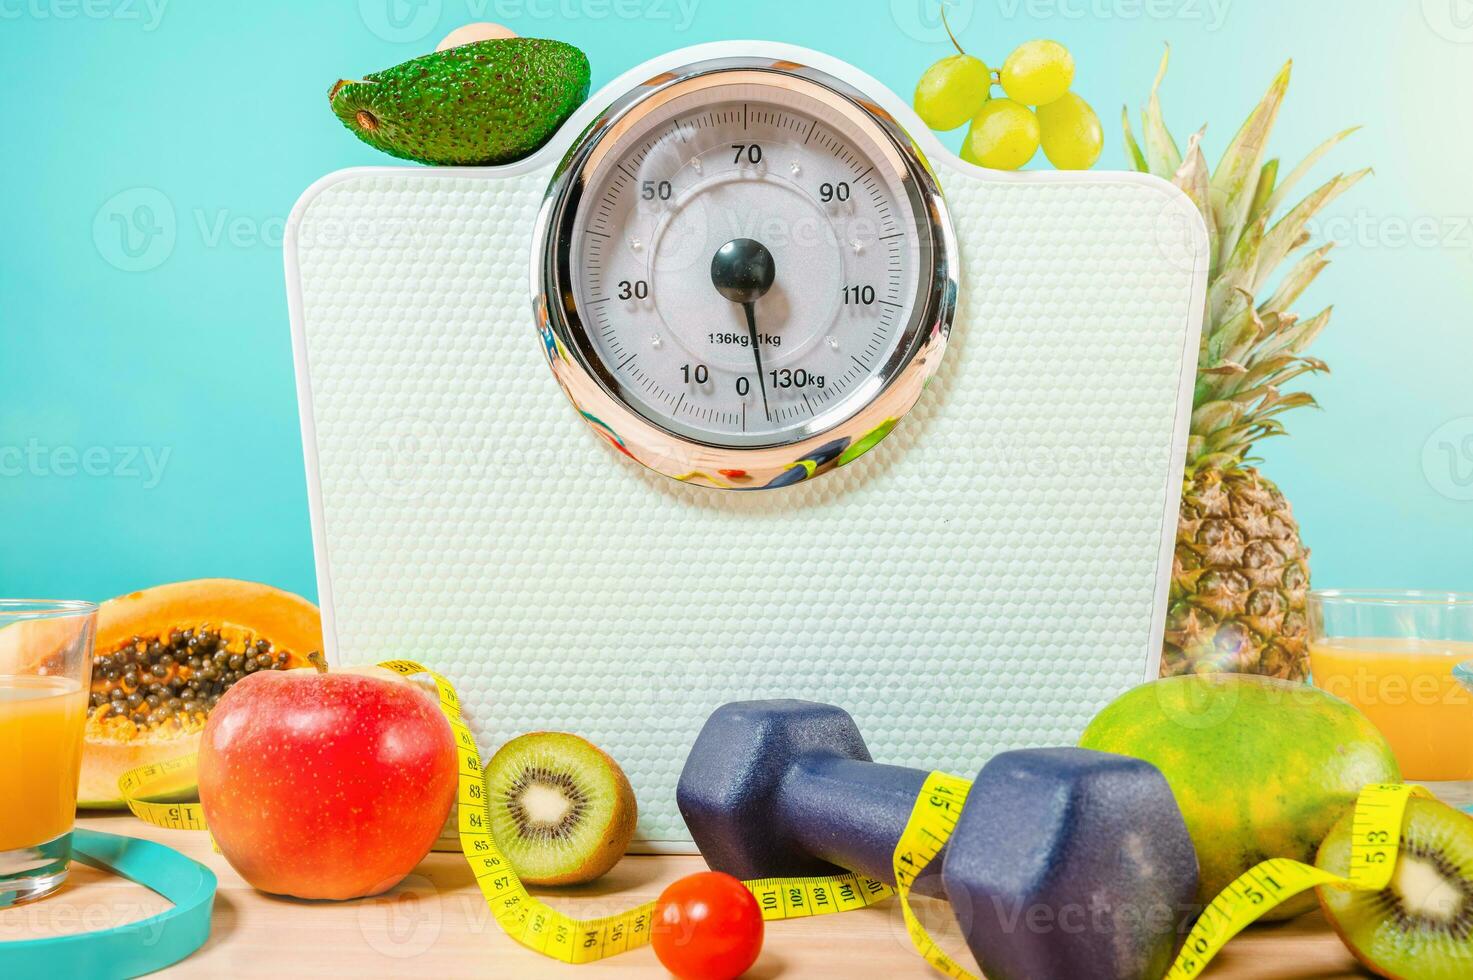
330,38,590,166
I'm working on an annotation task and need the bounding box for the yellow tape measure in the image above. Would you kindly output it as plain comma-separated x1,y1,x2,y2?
117,753,208,832
1164,781,1426,980
889,772,1427,980
120,660,892,964
893,772,977,979
119,662,1426,975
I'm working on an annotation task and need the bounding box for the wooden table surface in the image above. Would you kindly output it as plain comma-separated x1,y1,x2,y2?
1,813,1376,979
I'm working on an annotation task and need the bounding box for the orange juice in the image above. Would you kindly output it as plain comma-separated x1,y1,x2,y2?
1310,637,1473,781
0,675,88,851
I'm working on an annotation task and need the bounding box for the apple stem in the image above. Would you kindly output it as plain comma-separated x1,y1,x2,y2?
308,651,329,674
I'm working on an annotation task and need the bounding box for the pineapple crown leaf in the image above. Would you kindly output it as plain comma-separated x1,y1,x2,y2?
1253,169,1371,295
1121,105,1148,171
1132,57,1365,470
1174,135,1217,249
1207,214,1268,323
1225,359,1328,402
1259,126,1362,220
1186,451,1247,474
1141,46,1183,175
1227,354,1325,395
1201,303,1262,373
1210,60,1292,262
1257,243,1335,316
1248,158,1279,223
1248,306,1333,365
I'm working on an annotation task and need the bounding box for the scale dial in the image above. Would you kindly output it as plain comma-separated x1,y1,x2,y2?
537,58,956,489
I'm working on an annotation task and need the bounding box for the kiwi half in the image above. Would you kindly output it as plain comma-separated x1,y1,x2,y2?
484,732,636,885
1316,796,1473,980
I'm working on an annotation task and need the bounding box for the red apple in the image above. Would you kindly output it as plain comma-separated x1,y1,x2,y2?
198,667,457,899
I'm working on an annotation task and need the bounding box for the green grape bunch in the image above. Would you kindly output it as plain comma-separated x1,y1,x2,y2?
912,12,1102,171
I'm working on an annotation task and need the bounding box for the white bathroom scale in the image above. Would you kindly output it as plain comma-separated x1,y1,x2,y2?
284,41,1208,849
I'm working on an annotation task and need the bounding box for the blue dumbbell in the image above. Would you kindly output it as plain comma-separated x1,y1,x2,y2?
677,700,1199,980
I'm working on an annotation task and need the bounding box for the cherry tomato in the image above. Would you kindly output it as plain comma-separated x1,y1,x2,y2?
651,871,764,979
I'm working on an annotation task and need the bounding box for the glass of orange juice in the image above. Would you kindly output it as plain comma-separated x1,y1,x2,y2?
0,599,96,906
1309,590,1473,782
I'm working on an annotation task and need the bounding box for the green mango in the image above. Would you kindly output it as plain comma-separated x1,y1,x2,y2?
1080,673,1400,920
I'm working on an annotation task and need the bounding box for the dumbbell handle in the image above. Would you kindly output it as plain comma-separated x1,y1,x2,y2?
775,757,947,895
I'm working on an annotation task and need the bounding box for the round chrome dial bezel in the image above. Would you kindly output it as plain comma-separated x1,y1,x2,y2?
534,56,958,490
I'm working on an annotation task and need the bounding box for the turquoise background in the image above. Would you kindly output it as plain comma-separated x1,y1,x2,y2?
2,0,1470,603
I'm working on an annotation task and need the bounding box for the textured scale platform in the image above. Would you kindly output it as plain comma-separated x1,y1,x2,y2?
286,43,1207,848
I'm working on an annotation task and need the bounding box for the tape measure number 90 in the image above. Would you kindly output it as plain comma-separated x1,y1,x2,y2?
121,661,1427,977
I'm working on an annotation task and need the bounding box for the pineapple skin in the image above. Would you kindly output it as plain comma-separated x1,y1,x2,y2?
1163,466,1311,679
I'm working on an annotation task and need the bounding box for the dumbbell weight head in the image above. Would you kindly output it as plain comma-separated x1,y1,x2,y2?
942,747,1200,980
676,699,936,886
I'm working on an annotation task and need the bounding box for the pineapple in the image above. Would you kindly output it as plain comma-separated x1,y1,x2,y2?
1124,51,1368,680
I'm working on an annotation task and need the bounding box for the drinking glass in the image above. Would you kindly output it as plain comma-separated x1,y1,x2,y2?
1309,590,1473,784
0,600,97,906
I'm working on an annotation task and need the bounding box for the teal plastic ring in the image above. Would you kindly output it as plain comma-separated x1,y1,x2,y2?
3,830,216,979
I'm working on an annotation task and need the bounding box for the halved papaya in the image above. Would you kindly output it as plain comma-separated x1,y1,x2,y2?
79,579,321,808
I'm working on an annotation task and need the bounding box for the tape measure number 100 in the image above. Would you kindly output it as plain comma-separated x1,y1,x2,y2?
121,662,1427,977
